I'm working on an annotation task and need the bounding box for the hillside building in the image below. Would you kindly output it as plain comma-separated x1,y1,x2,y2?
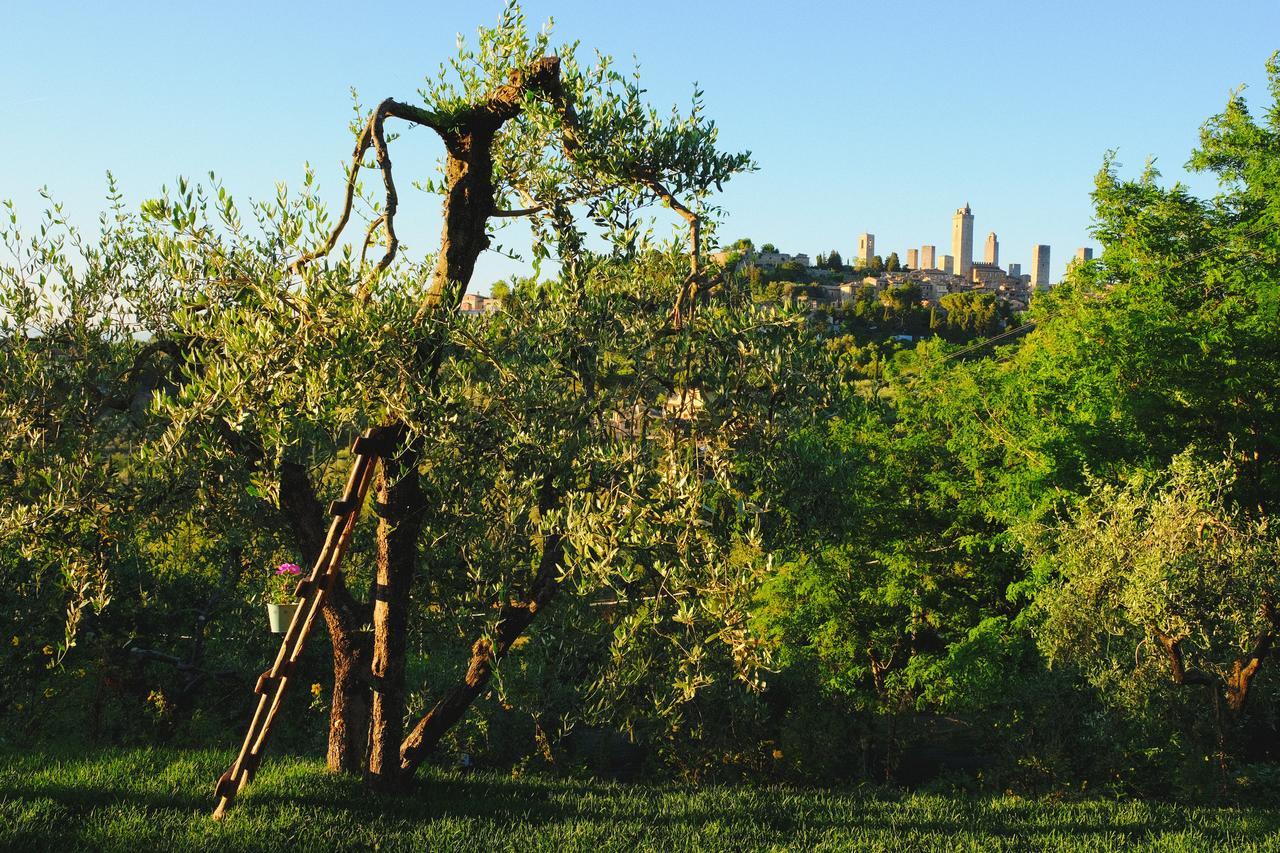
969,262,1006,289
461,292,500,314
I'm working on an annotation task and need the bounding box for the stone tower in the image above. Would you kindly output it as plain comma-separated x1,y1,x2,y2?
857,233,875,266
985,231,998,266
920,244,936,270
1075,247,1093,262
907,248,919,269
951,203,974,278
1032,244,1051,291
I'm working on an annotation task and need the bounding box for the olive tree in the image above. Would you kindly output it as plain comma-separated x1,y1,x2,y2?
1034,452,1280,755
136,1,810,789
0,186,168,706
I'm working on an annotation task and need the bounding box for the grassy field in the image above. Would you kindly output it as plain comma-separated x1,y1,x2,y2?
3,748,1280,851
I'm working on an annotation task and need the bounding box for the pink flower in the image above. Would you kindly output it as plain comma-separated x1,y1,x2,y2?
276,563,302,576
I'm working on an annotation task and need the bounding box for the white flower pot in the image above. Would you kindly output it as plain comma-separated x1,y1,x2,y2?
267,602,300,634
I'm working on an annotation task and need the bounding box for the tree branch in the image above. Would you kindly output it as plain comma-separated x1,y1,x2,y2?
357,103,402,298
358,215,386,270
491,205,545,218
1225,592,1279,712
539,82,704,326
1153,629,1220,689
287,99,446,290
398,471,565,772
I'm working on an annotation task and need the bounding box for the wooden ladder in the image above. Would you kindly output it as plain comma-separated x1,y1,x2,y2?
213,428,390,820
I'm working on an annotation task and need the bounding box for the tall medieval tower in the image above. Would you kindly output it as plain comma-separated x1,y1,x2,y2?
1032,244,1051,291
951,203,974,278
857,233,875,266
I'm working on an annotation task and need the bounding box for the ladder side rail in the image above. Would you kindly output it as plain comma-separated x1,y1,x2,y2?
213,429,386,820
246,456,377,763
217,454,371,803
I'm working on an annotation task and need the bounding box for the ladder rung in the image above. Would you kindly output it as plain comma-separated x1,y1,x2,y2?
328,498,356,516
253,672,278,696
253,664,292,696
213,768,239,801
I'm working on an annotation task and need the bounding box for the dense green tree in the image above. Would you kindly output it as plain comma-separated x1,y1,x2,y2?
755,53,1280,789
1036,454,1279,723
0,185,165,710
937,291,1001,340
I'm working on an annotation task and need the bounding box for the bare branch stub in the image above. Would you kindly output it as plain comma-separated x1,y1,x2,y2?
492,206,546,218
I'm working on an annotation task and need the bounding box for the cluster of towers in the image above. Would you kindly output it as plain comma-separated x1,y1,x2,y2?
856,203,1076,293
941,203,1050,289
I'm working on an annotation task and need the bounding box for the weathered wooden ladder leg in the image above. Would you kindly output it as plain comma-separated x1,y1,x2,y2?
213,427,392,820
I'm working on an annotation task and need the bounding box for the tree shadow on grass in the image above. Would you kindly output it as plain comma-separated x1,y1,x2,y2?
6,750,1280,849
240,773,1280,847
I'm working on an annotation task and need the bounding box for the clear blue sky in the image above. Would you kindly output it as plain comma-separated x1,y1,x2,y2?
3,1,1278,288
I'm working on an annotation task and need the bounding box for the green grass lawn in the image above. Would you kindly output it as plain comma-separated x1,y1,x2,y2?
3,748,1280,852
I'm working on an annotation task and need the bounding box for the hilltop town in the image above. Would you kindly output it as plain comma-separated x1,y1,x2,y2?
456,203,1096,321
711,202,1095,314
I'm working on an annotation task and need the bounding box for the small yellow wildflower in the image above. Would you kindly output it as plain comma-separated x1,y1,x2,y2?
42,645,54,656
310,683,323,699
43,687,55,699
9,636,18,647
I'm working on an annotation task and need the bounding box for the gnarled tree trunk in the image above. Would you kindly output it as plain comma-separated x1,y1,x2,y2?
289,54,707,787
280,459,372,774
367,440,426,786
356,60,569,788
